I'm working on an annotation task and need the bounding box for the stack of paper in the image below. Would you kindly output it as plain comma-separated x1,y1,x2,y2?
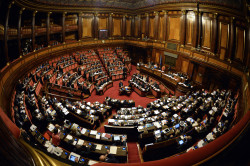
77,139,84,146
109,146,117,154
95,144,102,150
76,109,81,115
90,130,97,135
96,134,101,139
81,128,87,135
66,135,73,141
48,124,55,132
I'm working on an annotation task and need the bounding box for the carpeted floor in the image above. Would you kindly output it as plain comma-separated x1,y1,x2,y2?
127,142,141,163
85,65,156,108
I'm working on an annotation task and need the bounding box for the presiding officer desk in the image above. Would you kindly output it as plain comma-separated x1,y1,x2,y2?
137,64,192,96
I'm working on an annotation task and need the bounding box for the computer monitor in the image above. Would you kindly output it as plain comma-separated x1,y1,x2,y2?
179,140,184,145
69,152,80,162
70,155,77,162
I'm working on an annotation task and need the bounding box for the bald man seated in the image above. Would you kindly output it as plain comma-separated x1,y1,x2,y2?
99,150,119,163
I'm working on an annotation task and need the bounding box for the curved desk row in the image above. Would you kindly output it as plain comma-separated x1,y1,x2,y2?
138,65,192,96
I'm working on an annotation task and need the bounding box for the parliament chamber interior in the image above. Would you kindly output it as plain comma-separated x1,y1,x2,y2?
0,0,249,165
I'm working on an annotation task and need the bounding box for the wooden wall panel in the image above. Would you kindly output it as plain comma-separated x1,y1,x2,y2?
155,51,160,64
113,18,121,36
195,66,205,84
135,17,138,37
235,27,245,61
82,17,93,37
149,18,154,38
99,18,107,30
168,17,181,41
186,14,194,45
158,16,164,40
219,23,229,60
181,60,189,73
202,19,212,48
126,19,131,36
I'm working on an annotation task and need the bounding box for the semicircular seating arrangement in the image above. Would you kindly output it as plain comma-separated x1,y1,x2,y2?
12,47,239,166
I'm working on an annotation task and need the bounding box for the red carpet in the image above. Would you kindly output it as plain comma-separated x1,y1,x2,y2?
85,65,156,108
87,65,149,163
127,142,141,163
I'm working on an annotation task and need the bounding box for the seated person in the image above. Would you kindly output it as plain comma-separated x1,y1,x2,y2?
99,150,119,163
119,81,123,88
51,128,60,146
74,142,91,156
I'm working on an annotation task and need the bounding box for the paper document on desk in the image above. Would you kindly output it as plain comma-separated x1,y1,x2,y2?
138,126,144,130
96,134,101,139
66,135,73,141
109,146,117,154
76,109,81,115
81,128,87,135
48,124,55,132
101,133,106,138
90,130,97,135
95,144,102,150
77,139,84,146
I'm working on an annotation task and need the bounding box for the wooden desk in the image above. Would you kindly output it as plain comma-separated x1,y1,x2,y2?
96,81,113,95
138,65,192,96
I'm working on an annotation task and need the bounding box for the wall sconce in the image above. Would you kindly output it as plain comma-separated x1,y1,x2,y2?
198,73,203,77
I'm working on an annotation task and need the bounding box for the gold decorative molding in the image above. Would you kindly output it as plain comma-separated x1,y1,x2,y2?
33,10,37,16
181,10,187,15
213,13,218,19
63,12,67,16
154,11,159,16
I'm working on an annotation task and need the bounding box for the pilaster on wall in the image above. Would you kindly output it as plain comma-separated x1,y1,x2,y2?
108,13,113,39
180,10,187,47
145,13,149,39
131,15,135,38
18,8,24,56
32,11,37,50
228,17,236,60
154,11,159,41
93,13,99,40
138,15,141,39
163,10,168,42
211,13,218,55
197,12,203,49
78,12,83,40
4,2,14,65
46,12,51,46
192,10,199,48
62,12,66,43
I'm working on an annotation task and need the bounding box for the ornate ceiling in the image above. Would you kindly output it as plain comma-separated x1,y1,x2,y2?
32,0,243,10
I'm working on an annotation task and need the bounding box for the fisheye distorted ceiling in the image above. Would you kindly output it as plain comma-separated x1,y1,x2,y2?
32,0,242,10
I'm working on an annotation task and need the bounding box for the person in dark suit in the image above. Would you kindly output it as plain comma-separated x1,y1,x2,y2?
99,150,119,163
119,81,123,88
